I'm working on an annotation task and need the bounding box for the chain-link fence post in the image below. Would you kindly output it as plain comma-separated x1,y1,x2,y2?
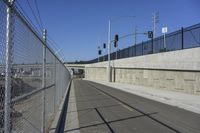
152,38,154,54
181,27,184,49
54,58,56,113
142,41,143,55
42,29,47,133
4,0,13,132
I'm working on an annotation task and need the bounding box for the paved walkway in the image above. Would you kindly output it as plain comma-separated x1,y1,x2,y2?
86,80,200,114
64,80,200,133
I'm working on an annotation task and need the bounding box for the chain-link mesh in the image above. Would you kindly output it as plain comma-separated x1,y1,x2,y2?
0,1,71,132
0,0,7,132
184,24,200,49
10,7,43,132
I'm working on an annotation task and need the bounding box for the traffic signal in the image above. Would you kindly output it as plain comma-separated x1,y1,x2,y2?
114,34,119,48
148,31,153,38
98,50,102,55
114,41,117,48
115,34,119,42
103,43,106,49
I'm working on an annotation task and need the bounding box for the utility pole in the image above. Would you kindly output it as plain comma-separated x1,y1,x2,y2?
153,13,155,38
152,12,159,53
152,12,159,39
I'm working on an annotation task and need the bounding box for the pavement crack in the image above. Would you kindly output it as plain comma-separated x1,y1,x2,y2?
94,108,115,133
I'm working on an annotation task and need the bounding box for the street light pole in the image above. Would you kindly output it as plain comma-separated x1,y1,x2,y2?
107,16,135,82
107,20,111,82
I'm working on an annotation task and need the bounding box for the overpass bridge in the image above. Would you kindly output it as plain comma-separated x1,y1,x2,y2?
64,64,85,70
64,64,85,78
0,0,200,133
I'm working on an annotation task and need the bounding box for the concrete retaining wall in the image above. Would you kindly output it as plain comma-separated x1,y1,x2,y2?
85,47,200,95
114,68,200,94
85,67,107,81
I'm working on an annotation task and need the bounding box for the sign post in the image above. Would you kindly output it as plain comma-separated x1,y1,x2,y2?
162,27,168,51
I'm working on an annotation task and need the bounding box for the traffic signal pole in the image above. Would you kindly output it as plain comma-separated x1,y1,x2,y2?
115,42,118,60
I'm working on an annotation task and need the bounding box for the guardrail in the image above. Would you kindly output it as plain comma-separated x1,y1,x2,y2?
0,0,71,132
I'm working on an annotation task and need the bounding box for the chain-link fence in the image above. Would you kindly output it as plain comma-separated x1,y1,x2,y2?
89,23,200,63
0,1,71,132
0,0,7,132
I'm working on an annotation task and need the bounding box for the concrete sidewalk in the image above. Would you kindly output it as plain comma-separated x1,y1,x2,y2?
85,79,200,114
64,81,80,133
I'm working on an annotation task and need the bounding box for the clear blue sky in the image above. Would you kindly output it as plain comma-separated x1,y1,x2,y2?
19,0,200,62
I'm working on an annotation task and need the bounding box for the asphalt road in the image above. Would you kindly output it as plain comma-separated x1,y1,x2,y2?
64,79,200,133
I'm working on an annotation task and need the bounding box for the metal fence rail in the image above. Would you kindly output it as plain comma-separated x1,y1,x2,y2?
89,23,200,63
0,0,71,132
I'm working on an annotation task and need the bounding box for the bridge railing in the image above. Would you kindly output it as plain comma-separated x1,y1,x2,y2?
89,23,200,63
0,0,71,132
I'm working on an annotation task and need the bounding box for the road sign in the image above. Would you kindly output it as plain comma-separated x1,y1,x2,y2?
162,27,168,33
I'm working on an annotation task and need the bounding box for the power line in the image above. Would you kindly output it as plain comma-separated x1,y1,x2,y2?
48,36,66,51
16,0,66,61
152,12,159,38
48,35,64,50
26,0,43,32
48,35,60,46
47,37,64,57
15,0,42,35
34,0,44,29
16,0,55,46
26,0,61,52
47,38,59,52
